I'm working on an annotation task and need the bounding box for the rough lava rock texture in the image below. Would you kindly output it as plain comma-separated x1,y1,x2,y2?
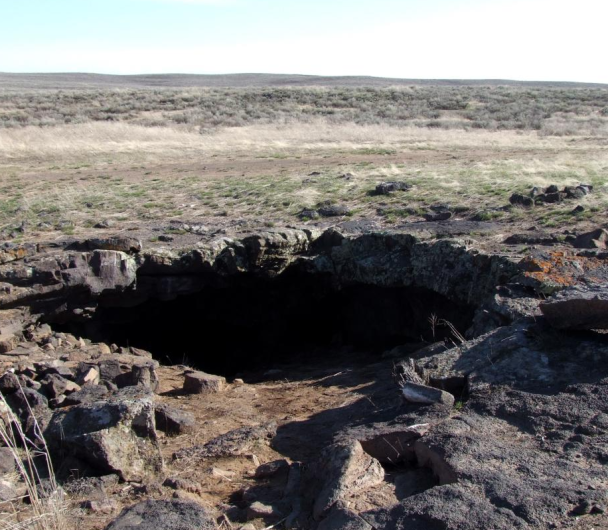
540,284,608,330
351,317,608,530
173,422,277,461
45,388,163,481
104,499,215,530
306,441,385,521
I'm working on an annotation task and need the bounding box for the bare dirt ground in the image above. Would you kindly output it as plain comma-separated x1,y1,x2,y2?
67,349,399,529
62,345,608,530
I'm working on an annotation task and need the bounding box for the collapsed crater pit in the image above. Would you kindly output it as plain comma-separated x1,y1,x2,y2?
51,268,476,377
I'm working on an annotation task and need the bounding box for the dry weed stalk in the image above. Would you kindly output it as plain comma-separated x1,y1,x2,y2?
0,386,68,530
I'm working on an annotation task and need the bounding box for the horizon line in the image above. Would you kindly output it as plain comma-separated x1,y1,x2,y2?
1,72,607,87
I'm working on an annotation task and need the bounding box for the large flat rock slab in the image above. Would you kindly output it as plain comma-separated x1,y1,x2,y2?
540,285,608,330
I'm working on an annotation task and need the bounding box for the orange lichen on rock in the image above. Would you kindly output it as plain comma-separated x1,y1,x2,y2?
519,251,605,288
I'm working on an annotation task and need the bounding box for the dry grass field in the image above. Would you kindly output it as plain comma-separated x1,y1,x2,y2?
0,80,607,246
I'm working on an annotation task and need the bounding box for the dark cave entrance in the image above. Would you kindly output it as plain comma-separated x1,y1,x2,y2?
53,270,475,377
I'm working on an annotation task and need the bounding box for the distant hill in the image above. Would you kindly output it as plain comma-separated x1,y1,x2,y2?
0,72,606,90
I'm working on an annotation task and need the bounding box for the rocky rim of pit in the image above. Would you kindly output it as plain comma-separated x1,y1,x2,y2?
0,226,607,530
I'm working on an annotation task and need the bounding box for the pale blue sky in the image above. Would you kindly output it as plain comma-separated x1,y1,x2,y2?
1,0,606,82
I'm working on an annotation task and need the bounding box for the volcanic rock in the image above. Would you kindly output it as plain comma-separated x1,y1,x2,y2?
307,441,385,520
155,404,196,436
540,285,608,330
317,204,351,217
45,389,163,481
375,182,412,195
86,236,142,253
183,371,226,394
572,228,608,250
104,500,215,530
401,382,455,407
509,193,534,207
174,422,277,461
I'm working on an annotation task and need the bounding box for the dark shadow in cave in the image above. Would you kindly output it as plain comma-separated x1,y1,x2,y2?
53,270,475,377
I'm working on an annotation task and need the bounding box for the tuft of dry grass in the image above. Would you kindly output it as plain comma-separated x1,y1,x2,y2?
0,388,68,530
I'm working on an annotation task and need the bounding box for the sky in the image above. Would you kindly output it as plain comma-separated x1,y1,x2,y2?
1,0,606,83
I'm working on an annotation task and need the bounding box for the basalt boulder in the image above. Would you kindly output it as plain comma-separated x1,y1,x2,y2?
540,285,608,330
45,388,163,482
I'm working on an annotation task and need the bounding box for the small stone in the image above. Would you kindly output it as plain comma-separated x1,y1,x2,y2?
573,228,608,250
564,186,585,199
233,378,245,385
401,382,455,407
77,366,100,386
247,501,282,520
423,211,452,222
570,205,585,214
40,374,81,399
94,220,115,229
298,209,320,220
246,454,261,466
0,372,20,394
130,347,153,358
183,371,226,394
172,490,200,502
509,193,534,207
254,459,289,479
125,363,159,392
63,384,109,406
82,499,119,515
97,343,112,355
541,191,566,204
163,477,203,495
0,447,15,474
24,378,42,391
375,181,412,195
25,324,53,344
98,360,123,382
317,204,351,217
0,334,18,354
0,478,17,502
211,467,236,480
49,395,67,408
155,404,196,436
